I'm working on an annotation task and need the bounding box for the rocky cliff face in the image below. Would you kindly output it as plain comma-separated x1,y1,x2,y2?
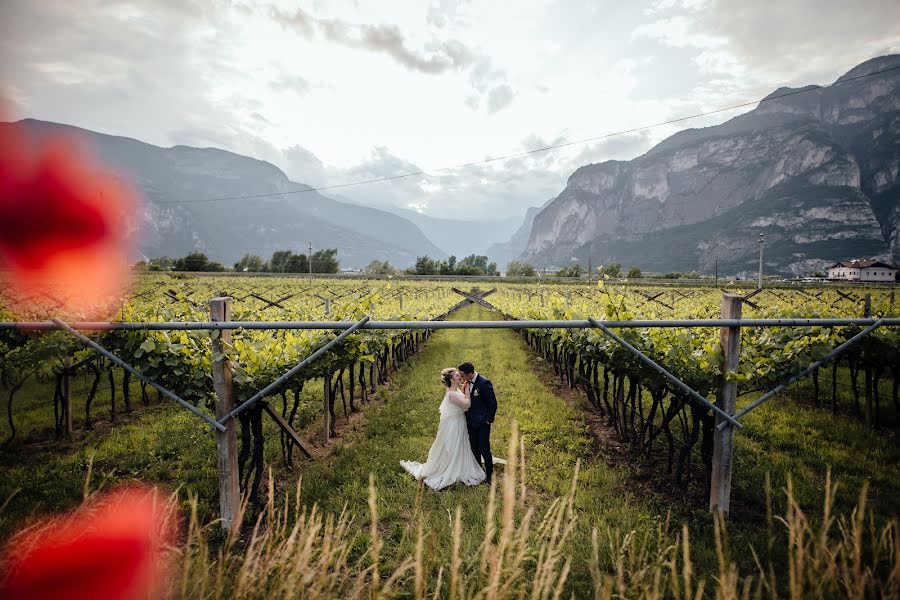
523,55,900,275
485,197,555,269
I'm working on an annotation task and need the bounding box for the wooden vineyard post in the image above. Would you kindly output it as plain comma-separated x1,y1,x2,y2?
63,357,73,438
324,369,332,444
210,297,240,533
399,292,404,311
710,294,742,517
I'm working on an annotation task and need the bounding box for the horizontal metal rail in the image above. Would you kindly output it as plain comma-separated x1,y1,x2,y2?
3,318,900,331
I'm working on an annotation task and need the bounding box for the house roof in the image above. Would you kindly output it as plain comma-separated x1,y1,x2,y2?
827,259,898,270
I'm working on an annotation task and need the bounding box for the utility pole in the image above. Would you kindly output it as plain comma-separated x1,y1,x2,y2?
308,241,313,279
588,242,593,284
757,234,764,289
715,259,718,287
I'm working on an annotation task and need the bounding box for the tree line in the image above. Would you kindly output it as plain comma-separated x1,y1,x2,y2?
360,255,501,276
142,249,341,273
506,261,642,278
141,251,652,279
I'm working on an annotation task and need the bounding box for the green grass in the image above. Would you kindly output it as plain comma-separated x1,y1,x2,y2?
291,305,666,595
734,389,900,520
0,368,353,539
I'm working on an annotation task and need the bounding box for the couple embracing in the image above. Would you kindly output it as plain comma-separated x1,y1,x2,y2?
400,362,503,490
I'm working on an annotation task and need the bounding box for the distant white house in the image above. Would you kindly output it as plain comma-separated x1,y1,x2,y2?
826,259,898,282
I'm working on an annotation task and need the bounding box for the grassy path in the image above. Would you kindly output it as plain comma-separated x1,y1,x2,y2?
293,304,663,592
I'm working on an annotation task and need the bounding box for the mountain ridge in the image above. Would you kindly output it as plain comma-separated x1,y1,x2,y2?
522,54,900,275
2,118,447,268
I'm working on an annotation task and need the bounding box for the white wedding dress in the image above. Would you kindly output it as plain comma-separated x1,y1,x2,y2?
400,389,486,490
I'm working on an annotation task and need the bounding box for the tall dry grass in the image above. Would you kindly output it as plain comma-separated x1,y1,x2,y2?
165,424,898,599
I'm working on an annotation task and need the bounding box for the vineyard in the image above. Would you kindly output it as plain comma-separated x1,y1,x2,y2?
488,282,899,491
1,273,899,596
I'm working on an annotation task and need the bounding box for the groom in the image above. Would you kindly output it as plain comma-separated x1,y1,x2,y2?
458,362,497,484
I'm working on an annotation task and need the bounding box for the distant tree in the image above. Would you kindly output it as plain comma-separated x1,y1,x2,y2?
555,264,583,278
311,249,339,273
626,266,642,279
234,254,266,272
506,261,537,277
262,249,339,273
409,253,498,276
365,260,395,275
457,254,497,275
598,263,622,278
438,255,459,275
412,255,440,275
286,253,307,273
269,250,294,273
147,256,175,271
454,264,481,275
174,252,224,272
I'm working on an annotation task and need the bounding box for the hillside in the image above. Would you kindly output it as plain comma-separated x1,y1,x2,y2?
1,119,447,268
522,55,900,275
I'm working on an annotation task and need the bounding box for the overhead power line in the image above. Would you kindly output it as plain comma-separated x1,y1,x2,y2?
155,64,900,206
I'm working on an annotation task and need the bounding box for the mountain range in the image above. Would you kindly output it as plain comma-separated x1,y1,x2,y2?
381,207,522,261
521,54,900,275
1,119,449,269
6,54,898,276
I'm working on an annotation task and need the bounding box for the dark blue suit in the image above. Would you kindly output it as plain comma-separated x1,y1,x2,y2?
465,374,497,482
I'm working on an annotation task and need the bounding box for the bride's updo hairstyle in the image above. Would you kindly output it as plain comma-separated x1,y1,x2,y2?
441,367,457,387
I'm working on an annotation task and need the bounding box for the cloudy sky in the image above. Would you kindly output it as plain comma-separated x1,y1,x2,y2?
2,0,898,219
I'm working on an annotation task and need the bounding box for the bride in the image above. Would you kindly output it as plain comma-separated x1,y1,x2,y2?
400,367,486,490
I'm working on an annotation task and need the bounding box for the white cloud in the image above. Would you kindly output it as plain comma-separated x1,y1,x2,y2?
264,2,512,110
631,16,723,50
269,74,311,95
643,0,709,16
2,0,896,223
486,84,515,113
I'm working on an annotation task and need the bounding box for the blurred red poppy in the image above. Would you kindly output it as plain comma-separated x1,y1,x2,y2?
0,486,177,600
0,120,139,319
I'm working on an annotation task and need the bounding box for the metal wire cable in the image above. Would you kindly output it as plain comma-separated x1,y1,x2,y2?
153,64,900,205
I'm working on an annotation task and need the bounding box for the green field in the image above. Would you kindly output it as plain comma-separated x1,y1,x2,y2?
2,300,897,597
